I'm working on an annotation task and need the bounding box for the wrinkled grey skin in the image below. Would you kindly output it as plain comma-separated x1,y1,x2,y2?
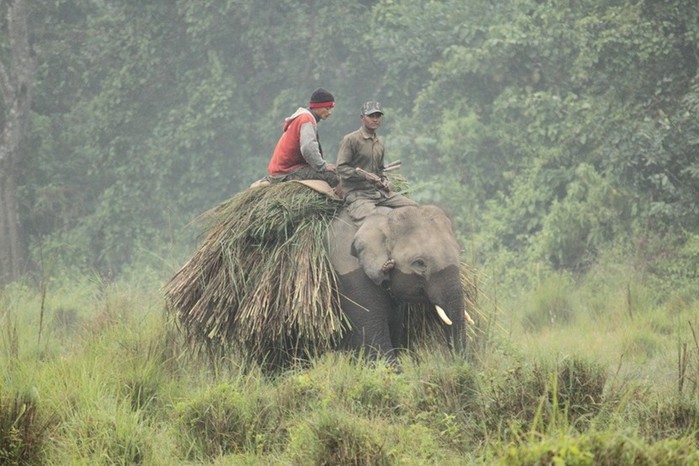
327,204,466,366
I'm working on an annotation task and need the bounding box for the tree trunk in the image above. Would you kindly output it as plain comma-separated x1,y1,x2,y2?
0,0,35,285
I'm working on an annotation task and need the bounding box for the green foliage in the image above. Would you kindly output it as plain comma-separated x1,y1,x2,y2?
174,380,281,460
621,329,662,360
373,0,486,112
20,0,382,277
521,273,576,331
411,357,479,415
8,0,698,287
58,409,153,465
531,164,630,271
407,358,479,451
2,275,699,462
0,387,48,466
496,431,699,466
287,409,392,466
553,357,607,422
649,232,699,300
481,356,606,436
275,353,412,419
634,396,699,443
375,0,699,292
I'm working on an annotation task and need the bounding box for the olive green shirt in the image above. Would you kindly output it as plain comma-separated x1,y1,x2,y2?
336,127,385,194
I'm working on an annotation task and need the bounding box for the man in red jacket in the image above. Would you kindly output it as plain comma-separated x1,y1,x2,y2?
266,88,339,188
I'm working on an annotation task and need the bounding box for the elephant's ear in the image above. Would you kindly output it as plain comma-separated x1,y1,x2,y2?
351,214,391,286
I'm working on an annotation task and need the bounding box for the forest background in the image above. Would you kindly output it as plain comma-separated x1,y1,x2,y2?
1,0,698,295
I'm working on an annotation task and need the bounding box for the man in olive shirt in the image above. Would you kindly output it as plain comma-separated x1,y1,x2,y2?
336,101,416,223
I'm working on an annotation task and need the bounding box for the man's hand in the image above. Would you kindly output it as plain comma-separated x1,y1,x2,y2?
326,163,336,172
376,178,390,191
355,167,390,191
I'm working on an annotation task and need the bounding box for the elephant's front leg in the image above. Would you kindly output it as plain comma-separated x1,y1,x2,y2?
338,268,399,366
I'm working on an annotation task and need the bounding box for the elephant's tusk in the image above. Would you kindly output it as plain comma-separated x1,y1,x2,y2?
464,310,475,325
435,305,452,326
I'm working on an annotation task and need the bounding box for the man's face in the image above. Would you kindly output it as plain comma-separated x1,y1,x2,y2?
315,106,334,120
361,112,383,131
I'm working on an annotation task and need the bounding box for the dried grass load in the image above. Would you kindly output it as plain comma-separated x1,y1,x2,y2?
163,182,346,365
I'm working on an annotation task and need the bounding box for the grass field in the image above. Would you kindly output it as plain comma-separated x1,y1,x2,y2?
1,258,698,464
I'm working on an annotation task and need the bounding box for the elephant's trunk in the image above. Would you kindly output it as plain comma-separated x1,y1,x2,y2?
439,295,467,357
428,265,467,357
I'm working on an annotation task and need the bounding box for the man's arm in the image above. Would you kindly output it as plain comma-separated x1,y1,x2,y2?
299,123,330,171
336,137,356,180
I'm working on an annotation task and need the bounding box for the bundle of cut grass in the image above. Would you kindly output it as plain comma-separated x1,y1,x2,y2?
164,182,346,367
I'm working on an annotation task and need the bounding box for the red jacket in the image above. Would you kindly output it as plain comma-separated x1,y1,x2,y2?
268,108,318,175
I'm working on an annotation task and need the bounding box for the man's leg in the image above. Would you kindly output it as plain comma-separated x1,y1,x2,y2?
345,192,382,224
379,192,418,209
283,166,339,187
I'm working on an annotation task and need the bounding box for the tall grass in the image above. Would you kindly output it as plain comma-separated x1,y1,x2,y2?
1,260,698,464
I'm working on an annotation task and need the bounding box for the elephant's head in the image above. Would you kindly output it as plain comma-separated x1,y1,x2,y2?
350,205,467,353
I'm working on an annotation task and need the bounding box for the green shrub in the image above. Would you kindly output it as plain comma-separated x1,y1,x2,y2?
174,381,281,461
621,330,661,360
482,356,606,436
276,370,324,415
645,232,699,300
407,355,479,450
329,359,410,418
277,354,411,419
286,409,392,466
411,353,479,412
389,422,472,465
55,406,153,465
632,396,699,443
343,370,408,417
0,388,49,466
495,430,699,465
555,357,607,422
113,328,182,417
521,273,576,331
49,307,82,342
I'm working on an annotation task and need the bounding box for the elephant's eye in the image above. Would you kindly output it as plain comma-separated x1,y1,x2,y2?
412,258,427,271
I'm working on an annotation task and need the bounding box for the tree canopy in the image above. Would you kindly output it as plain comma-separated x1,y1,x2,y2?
1,0,697,287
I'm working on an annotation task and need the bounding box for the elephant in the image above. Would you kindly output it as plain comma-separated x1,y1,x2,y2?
326,203,469,366
164,180,473,371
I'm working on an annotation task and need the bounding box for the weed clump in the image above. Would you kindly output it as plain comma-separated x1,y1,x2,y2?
522,274,576,331
633,396,699,442
287,409,391,466
174,381,283,460
496,430,699,465
482,356,606,433
0,388,49,466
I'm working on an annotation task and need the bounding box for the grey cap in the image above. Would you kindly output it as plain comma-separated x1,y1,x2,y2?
361,101,383,115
